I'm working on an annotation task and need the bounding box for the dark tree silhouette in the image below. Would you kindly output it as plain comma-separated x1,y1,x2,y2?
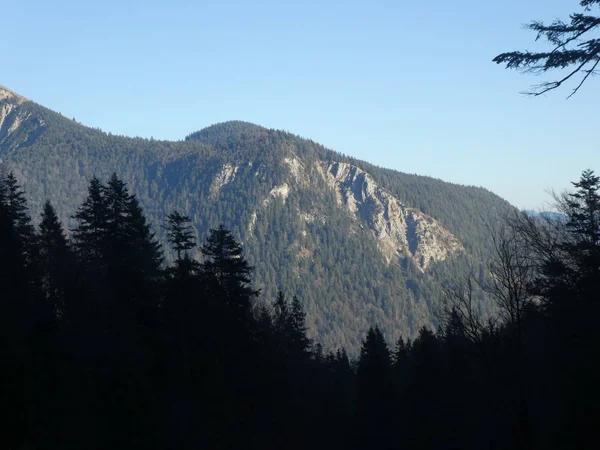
124,195,163,278
564,169,600,250
163,211,196,262
0,171,35,449
3,170,600,450
354,326,393,449
37,200,72,318
72,176,109,269
494,0,600,97
201,224,259,314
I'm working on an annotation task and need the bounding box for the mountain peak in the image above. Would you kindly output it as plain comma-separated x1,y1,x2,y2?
185,121,269,145
0,85,27,104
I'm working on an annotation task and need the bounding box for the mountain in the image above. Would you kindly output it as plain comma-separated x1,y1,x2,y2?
523,209,566,222
0,85,515,352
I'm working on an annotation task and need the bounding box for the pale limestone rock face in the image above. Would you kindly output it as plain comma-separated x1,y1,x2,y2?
283,156,304,182
247,157,302,234
300,212,315,223
246,157,462,271
0,103,17,132
0,91,43,152
248,211,257,233
264,182,290,205
7,112,26,135
249,180,292,233
320,161,463,270
209,163,238,198
0,85,26,103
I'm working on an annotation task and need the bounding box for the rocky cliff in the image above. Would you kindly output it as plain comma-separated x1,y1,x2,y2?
0,86,45,154
0,89,515,351
319,161,463,270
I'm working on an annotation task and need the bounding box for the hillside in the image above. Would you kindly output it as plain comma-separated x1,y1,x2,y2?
0,85,515,352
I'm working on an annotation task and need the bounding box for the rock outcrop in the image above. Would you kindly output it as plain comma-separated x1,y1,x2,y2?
209,163,238,197
320,161,463,270
0,85,27,103
0,86,45,154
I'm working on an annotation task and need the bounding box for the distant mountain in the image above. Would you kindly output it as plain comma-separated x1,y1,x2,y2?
522,209,566,222
0,85,515,352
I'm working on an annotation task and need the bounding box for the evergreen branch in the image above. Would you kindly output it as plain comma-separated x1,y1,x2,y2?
494,1,600,96
567,57,600,98
524,51,599,96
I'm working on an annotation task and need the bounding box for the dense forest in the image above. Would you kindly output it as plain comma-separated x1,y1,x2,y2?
0,91,515,352
1,167,598,450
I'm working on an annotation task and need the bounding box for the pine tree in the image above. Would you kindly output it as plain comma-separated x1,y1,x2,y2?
38,200,73,318
274,289,289,329
72,176,109,269
0,170,39,314
290,295,312,357
164,211,197,276
354,326,393,449
393,336,411,375
564,169,600,266
543,170,600,449
4,172,34,237
0,171,40,450
444,308,467,341
104,172,131,246
273,291,312,358
201,224,258,313
407,327,444,449
539,170,600,309
124,194,163,278
73,174,162,281
1,171,36,267
102,173,162,276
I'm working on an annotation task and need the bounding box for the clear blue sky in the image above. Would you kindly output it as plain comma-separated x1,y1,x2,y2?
3,0,598,209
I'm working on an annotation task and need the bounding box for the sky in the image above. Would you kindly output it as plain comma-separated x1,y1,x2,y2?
2,0,598,210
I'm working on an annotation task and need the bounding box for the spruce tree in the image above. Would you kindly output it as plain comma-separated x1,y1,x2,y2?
393,336,411,377
104,173,131,245
164,211,198,276
1,171,36,268
564,169,600,271
124,194,163,278
354,326,393,449
290,295,312,357
0,171,39,450
201,224,258,313
72,176,109,269
544,170,600,449
38,200,72,318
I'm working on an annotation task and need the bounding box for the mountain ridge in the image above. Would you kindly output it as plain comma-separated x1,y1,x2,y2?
0,85,515,352
0,85,524,196
0,84,28,103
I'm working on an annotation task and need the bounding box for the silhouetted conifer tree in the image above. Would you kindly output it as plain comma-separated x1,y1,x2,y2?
72,176,109,271
0,170,35,449
37,200,73,317
164,211,199,277
201,224,258,316
354,326,392,449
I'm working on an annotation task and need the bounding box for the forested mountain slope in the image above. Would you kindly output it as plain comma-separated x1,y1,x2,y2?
0,85,515,351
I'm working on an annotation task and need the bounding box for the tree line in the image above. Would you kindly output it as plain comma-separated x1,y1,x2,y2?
1,168,598,450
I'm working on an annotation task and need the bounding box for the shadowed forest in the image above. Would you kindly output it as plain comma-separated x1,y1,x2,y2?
1,168,599,450
2,1,600,448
